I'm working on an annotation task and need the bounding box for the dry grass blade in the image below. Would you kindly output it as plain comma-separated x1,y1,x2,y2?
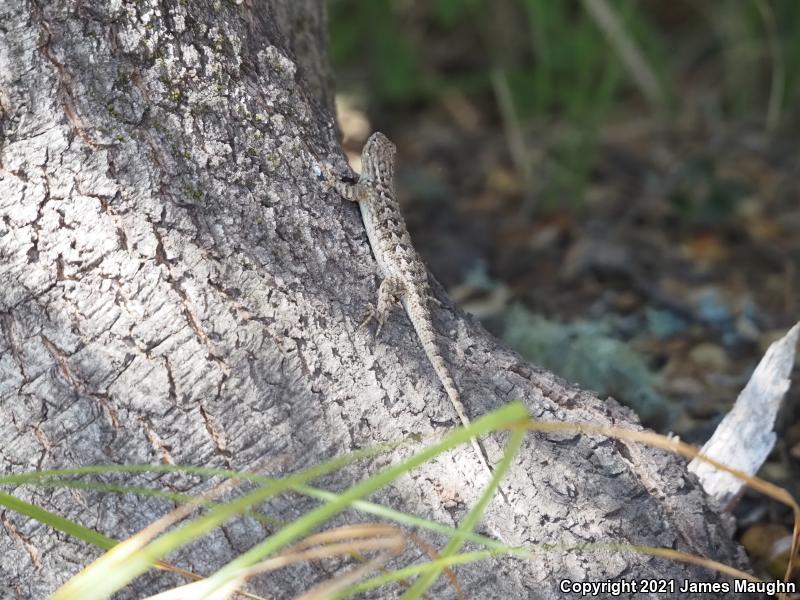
148,560,267,600
53,476,243,600
282,524,403,554
245,524,409,600
144,579,244,600
582,0,664,109
490,68,535,211
639,545,771,584
142,524,407,600
246,523,405,576
521,419,800,585
144,566,267,600
304,526,458,600
754,0,785,132
629,545,791,600
296,556,392,600
559,542,793,600
407,532,464,600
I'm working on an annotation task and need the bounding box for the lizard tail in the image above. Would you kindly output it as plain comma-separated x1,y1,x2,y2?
404,292,467,425
406,291,503,490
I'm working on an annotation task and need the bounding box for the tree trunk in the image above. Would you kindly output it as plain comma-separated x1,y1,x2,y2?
0,1,749,598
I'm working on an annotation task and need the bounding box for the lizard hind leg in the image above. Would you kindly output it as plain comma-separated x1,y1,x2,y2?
359,276,405,336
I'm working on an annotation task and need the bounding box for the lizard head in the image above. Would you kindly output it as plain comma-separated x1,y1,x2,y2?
361,132,396,183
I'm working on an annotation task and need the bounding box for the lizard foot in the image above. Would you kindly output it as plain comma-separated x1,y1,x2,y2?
357,303,389,336
357,304,376,329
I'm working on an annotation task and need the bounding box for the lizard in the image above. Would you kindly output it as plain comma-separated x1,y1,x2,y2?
328,131,507,499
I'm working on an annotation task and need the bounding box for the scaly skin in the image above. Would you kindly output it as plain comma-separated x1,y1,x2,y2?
333,132,503,496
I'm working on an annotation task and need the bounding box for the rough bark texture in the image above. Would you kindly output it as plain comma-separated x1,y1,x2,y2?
0,1,749,598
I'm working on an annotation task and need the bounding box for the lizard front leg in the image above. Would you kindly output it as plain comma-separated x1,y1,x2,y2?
359,275,405,336
325,166,369,204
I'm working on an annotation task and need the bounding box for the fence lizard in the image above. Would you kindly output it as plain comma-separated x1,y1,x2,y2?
329,132,505,497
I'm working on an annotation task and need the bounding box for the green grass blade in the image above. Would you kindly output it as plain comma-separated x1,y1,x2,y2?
334,548,531,599
399,427,526,599
48,441,407,600
48,402,525,600
293,484,511,553
20,475,514,556
24,479,284,528
194,402,528,596
0,438,405,487
0,491,117,551
4,433,518,562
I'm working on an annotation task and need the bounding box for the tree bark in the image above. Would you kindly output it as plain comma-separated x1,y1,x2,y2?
0,1,749,598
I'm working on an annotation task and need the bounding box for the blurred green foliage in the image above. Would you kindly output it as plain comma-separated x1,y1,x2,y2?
329,0,800,206
668,156,750,225
330,0,654,109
